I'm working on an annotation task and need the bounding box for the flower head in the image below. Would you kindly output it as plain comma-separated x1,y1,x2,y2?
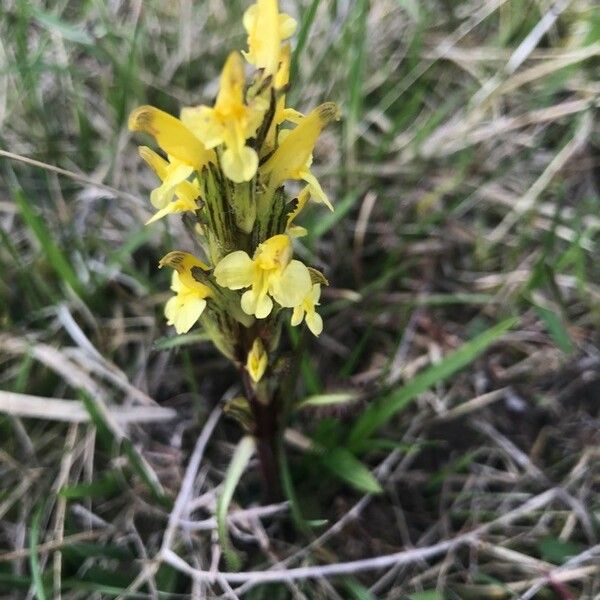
181,52,266,183
246,338,268,383
291,284,323,336
159,252,212,334
214,234,311,319
243,0,296,76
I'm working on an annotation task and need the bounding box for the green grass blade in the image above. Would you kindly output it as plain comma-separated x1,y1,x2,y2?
29,505,47,600
13,188,86,298
80,390,170,507
348,317,518,449
320,447,382,494
290,0,321,83
217,435,255,571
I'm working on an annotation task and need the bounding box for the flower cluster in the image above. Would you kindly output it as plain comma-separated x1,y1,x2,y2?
129,0,338,385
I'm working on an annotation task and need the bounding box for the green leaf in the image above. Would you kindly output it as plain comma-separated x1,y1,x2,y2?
153,331,212,350
59,471,121,499
217,436,255,571
533,304,573,354
320,448,382,494
79,390,170,507
30,6,94,45
348,317,518,449
279,445,308,532
13,188,86,299
343,578,378,600
290,0,321,82
538,537,584,564
29,505,47,600
409,591,443,600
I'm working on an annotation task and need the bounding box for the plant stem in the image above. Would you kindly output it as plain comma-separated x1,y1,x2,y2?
241,370,281,501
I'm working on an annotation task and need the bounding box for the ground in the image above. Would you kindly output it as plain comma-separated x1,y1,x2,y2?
0,0,599,598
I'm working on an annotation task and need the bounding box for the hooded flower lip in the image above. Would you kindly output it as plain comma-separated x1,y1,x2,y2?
128,106,213,171
180,52,266,183
214,234,311,319
261,102,340,207
291,283,323,336
159,252,212,334
243,0,296,77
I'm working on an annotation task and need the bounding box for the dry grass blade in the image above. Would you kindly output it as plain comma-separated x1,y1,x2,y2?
0,391,177,423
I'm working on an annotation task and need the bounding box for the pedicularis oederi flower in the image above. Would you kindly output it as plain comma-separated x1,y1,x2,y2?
129,0,338,401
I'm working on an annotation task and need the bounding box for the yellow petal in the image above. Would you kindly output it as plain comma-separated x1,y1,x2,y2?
159,251,211,295
290,305,304,327
286,187,310,229
261,103,340,189
165,295,207,334
139,146,168,180
214,251,255,289
246,338,268,383
253,234,292,270
279,14,297,39
150,162,194,209
270,259,311,307
301,169,334,211
275,43,291,89
243,0,280,75
241,288,273,318
216,52,246,111
305,310,323,336
129,105,212,170
170,271,183,293
221,145,259,183
180,106,225,149
310,283,322,304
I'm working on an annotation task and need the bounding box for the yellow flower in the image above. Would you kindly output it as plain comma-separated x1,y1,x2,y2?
180,52,265,183
285,187,310,237
128,106,213,171
243,0,296,76
246,338,268,383
291,284,323,336
214,234,311,319
159,252,212,334
138,147,201,224
261,102,339,208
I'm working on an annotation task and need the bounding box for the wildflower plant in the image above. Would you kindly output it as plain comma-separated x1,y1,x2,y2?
129,0,339,510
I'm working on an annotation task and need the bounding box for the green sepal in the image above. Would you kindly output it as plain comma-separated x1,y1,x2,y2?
308,267,329,286
232,181,257,234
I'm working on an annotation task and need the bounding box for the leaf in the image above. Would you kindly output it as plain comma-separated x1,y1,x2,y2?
533,304,573,354
79,390,170,507
348,317,518,449
344,578,378,600
30,6,94,45
217,436,255,571
295,392,360,410
29,505,47,600
409,591,443,600
13,188,86,299
320,448,382,494
290,0,321,82
538,537,584,564
59,471,121,499
279,445,308,532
